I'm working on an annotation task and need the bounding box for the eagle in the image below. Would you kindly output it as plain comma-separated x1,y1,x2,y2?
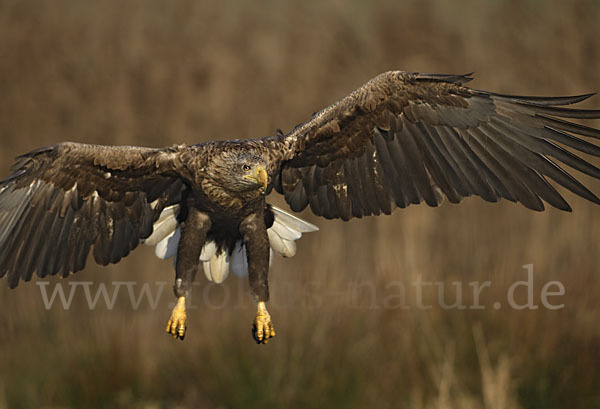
2,71,600,344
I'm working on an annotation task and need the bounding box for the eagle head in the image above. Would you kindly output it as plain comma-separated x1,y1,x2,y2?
209,151,269,193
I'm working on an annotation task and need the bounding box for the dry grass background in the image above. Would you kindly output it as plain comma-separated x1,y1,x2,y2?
1,0,600,408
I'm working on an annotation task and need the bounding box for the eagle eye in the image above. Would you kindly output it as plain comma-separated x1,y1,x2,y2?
242,164,251,172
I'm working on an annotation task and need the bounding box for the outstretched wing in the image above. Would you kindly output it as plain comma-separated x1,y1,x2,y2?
0,142,188,287
272,71,600,220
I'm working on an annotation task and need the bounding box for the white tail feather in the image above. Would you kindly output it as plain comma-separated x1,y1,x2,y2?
267,229,297,257
155,228,181,259
270,206,319,233
144,205,180,245
270,220,302,241
230,241,248,277
200,241,217,261
229,242,272,278
203,251,230,283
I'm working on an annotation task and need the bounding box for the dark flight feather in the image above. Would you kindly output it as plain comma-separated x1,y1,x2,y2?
274,71,600,219
0,143,186,287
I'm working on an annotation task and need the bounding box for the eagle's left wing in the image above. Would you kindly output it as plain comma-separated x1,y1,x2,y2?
0,142,189,287
271,71,600,220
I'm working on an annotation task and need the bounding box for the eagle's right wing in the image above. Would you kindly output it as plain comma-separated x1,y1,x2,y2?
0,142,192,288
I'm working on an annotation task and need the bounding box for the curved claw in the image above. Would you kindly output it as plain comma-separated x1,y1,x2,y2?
252,301,276,344
166,296,187,340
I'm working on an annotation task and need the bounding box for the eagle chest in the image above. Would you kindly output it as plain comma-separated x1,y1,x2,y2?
199,178,265,215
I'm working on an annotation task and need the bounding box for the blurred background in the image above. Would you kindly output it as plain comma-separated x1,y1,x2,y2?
1,0,600,408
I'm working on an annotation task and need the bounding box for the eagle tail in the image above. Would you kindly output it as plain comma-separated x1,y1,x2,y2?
145,205,319,283
229,241,274,280
201,247,230,284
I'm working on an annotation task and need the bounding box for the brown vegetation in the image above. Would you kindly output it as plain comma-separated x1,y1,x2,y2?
1,0,599,408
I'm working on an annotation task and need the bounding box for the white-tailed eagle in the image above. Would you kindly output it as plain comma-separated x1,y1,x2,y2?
1,71,600,343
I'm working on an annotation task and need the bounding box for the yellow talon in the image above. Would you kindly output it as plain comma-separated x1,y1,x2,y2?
166,296,187,340
252,301,276,344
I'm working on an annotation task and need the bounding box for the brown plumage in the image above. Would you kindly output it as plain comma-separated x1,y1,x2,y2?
2,71,600,342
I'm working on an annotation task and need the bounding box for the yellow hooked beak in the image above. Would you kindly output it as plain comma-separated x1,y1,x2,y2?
256,166,268,192
246,166,268,192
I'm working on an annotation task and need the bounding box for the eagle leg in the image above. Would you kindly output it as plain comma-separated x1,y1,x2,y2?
166,207,211,340
240,212,275,344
